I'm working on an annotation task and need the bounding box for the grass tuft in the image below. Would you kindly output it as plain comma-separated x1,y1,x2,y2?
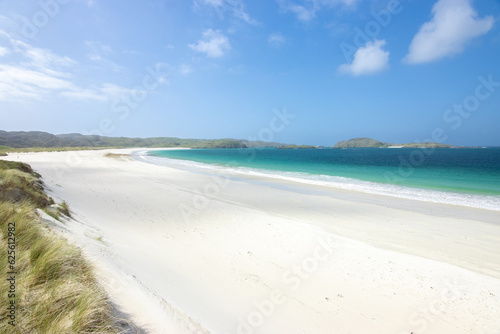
58,201,71,218
0,161,120,333
0,161,52,208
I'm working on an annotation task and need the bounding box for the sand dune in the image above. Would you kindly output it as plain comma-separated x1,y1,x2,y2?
4,149,500,334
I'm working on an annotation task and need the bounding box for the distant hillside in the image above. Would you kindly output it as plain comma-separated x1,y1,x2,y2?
334,137,387,148
334,137,457,148
0,131,285,150
276,145,318,149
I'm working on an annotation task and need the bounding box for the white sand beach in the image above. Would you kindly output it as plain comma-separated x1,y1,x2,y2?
3,149,500,334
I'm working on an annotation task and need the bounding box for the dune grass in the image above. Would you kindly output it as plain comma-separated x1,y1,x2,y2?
104,153,130,160
0,146,112,155
0,160,119,333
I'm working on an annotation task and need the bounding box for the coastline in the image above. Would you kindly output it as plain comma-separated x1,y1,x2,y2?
2,148,500,333
146,148,500,211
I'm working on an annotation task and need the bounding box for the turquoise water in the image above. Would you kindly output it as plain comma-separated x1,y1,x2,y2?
146,147,500,210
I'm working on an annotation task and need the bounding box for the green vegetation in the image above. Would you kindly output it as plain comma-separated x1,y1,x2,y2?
276,145,318,149
0,160,119,333
400,142,457,148
190,139,248,149
0,130,286,150
0,146,111,155
104,153,130,160
334,137,457,148
0,161,52,208
334,137,388,148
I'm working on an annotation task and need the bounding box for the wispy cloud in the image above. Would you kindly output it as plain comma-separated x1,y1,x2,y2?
289,3,316,21
189,29,231,58
404,0,494,64
60,83,139,102
85,40,113,56
0,64,76,101
180,64,194,75
85,40,121,72
338,39,389,76
0,30,137,103
194,0,258,25
268,33,286,48
278,0,358,22
0,46,9,57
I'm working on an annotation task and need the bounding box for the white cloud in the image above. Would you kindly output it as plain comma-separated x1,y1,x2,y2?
278,0,358,22
404,0,494,64
0,30,139,103
85,40,113,55
0,64,77,101
195,0,258,25
59,88,107,102
23,46,76,70
268,33,286,48
60,83,150,102
189,29,230,58
0,32,78,101
338,39,389,76
0,46,9,56
180,64,194,75
233,6,258,25
85,40,121,72
289,4,316,21
0,31,75,71
205,0,223,5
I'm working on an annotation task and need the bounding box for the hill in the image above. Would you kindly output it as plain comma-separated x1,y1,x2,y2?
0,131,285,150
334,137,457,148
334,137,387,148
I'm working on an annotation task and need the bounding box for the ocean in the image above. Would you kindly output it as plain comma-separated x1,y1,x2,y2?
145,147,500,211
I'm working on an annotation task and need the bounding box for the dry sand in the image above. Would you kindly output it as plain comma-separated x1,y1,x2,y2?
3,148,500,334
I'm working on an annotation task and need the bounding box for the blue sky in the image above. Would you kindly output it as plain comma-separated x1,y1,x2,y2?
0,0,499,146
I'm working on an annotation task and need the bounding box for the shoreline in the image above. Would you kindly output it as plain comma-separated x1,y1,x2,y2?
144,148,500,212
2,148,500,333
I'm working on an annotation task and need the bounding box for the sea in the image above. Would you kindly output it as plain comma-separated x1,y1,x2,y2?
144,147,500,211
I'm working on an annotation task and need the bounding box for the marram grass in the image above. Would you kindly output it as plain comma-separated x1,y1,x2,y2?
0,160,120,333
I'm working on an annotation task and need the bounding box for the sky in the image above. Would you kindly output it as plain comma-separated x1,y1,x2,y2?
0,0,499,146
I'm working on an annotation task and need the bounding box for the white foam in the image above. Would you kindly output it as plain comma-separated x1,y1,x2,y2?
137,153,500,212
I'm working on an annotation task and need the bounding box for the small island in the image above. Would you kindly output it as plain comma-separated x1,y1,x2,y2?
276,145,318,149
333,137,458,148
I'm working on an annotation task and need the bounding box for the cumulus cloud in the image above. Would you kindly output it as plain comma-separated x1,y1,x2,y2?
404,0,494,64
268,33,286,48
338,39,389,76
189,29,230,57
288,4,317,21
